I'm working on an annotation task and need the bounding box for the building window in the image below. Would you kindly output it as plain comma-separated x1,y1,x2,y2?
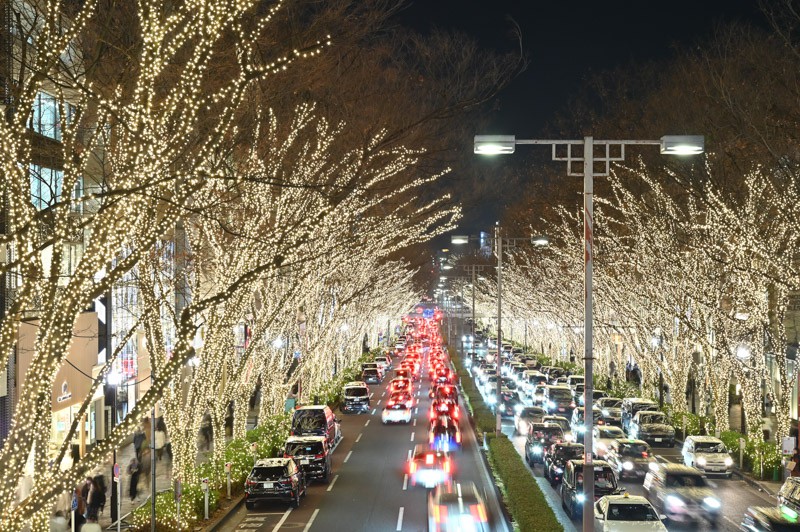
30,165,63,210
29,91,74,141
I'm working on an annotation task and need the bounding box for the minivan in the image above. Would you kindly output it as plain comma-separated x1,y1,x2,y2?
543,385,574,416
291,405,341,448
621,397,659,431
342,381,370,414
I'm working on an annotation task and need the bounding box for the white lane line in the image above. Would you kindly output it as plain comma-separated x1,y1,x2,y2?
371,408,377,415
344,451,353,463
356,433,363,443
377,400,381,406
365,419,371,426
326,475,339,492
407,449,413,460
410,432,415,441
271,509,292,532
402,474,408,490
370,392,374,398
413,419,417,427
382,391,386,397
414,408,418,415
302,509,320,532
396,507,404,531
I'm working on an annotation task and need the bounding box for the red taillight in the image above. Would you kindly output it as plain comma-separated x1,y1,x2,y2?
425,454,435,465
454,407,460,418
434,505,448,524
315,454,325,459
642,452,648,458
456,432,461,444
246,480,257,486
388,401,396,406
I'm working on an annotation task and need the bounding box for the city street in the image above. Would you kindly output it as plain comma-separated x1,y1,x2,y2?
221,348,508,532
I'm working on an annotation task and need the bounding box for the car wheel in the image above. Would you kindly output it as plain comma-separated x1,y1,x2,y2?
245,501,255,510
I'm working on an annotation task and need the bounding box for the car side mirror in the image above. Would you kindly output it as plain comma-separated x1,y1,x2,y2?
659,514,667,521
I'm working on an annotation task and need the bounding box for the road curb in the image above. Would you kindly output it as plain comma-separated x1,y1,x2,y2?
732,469,779,498
202,494,245,531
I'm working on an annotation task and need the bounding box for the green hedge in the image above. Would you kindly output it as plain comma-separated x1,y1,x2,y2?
489,435,564,532
450,347,562,531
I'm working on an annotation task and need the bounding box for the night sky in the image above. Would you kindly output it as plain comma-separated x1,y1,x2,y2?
398,1,768,236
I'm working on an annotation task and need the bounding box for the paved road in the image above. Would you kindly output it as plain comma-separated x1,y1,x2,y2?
463,341,778,532
221,347,508,532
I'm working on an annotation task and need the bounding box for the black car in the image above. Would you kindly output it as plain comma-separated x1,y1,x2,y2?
498,389,523,418
341,381,370,414
525,423,565,465
284,436,331,482
560,459,623,518
741,506,800,531
245,457,307,509
362,368,381,384
544,442,584,486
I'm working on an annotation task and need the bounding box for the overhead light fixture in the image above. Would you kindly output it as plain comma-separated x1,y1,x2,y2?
474,135,516,155
451,235,469,245
660,135,704,155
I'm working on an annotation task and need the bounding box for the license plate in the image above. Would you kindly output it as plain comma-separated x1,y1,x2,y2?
263,482,274,489
558,407,565,412
301,459,310,465
654,438,662,442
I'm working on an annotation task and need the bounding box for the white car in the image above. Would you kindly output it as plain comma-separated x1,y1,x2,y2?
593,425,626,458
682,435,734,477
381,403,412,424
594,494,667,531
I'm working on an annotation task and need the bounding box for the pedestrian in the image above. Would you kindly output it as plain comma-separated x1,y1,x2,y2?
50,510,68,532
86,477,105,521
133,426,145,460
93,474,107,515
155,425,165,461
791,448,800,478
766,393,774,416
81,517,102,532
127,457,140,501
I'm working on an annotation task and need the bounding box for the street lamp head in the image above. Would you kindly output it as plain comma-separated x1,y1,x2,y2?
531,235,549,246
474,135,516,155
451,235,470,245
660,135,704,155
441,264,453,270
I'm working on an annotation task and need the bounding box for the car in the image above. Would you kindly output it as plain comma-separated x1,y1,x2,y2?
382,399,413,424
428,482,491,532
570,406,605,442
389,377,412,394
430,382,459,404
362,362,383,379
525,423,565,465
642,463,721,526
621,398,658,431
514,406,547,435
543,385,575,416
596,397,623,426
593,493,667,531
341,381,370,414
290,405,340,448
541,415,573,441
283,436,331,482
741,505,800,531
579,389,608,406
560,460,624,518
409,444,453,488
244,457,307,509
779,477,800,515
374,355,392,372
681,435,734,477
566,375,585,391
429,416,462,452
429,398,460,421
497,389,523,418
605,439,655,481
362,368,382,384
544,442,585,486
521,370,548,397
628,410,675,447
394,368,413,381
592,425,626,459
390,390,415,409
530,383,548,405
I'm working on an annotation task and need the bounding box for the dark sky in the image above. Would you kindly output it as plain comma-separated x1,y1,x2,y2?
397,1,768,239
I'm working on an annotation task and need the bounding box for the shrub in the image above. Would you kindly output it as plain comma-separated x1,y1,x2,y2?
130,484,216,531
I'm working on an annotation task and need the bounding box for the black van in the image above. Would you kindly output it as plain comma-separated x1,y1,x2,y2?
291,406,341,448
342,381,370,414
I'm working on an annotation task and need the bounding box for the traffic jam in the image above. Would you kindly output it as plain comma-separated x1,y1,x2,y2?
232,307,494,531
464,332,791,531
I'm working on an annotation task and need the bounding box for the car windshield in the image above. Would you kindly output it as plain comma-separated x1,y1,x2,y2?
640,413,667,424
665,473,707,487
545,418,570,431
633,403,657,414
621,443,650,456
601,399,622,408
363,369,378,376
292,411,325,433
345,388,368,397
607,503,659,521
549,389,572,399
522,408,545,418
250,466,286,481
594,470,616,489
695,441,726,453
557,446,584,459
285,441,324,456
598,427,624,439
533,427,563,440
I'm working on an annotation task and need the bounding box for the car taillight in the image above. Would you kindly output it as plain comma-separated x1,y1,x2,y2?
433,505,448,524
283,453,290,458
246,480,257,486
454,407,460,418
315,453,325,459
444,459,450,473
388,401,395,406
456,432,461,444
425,454,435,465
470,504,488,522
409,461,417,474
642,452,648,458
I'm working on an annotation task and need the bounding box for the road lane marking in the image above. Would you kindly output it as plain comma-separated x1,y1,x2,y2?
356,433,362,443
365,419,371,426
408,449,413,460
371,409,376,415
344,451,353,463
326,475,339,492
302,509,320,532
377,400,381,406
403,474,408,490
271,509,292,532
410,432,415,441
414,408,418,415
396,507,404,530
382,391,386,397
413,419,417,427
370,393,374,398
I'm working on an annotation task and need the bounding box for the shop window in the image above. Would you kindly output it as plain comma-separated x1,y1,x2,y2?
30,165,63,210
30,91,75,141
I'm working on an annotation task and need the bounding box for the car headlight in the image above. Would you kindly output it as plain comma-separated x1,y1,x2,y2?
576,426,586,433
724,456,733,466
622,461,634,471
602,409,610,416
703,497,721,509
555,467,563,473
532,445,543,454
665,495,685,508
487,396,497,405
547,401,556,409
576,493,586,503
696,456,706,466
514,404,524,414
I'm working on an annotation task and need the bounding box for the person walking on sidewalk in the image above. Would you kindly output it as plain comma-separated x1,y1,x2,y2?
133,426,146,459
155,424,166,461
127,457,141,501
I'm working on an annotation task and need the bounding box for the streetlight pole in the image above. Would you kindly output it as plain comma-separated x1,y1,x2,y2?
495,223,503,435
474,133,704,532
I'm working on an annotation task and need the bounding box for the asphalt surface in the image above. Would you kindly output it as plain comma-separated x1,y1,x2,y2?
221,347,509,532
464,340,779,532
